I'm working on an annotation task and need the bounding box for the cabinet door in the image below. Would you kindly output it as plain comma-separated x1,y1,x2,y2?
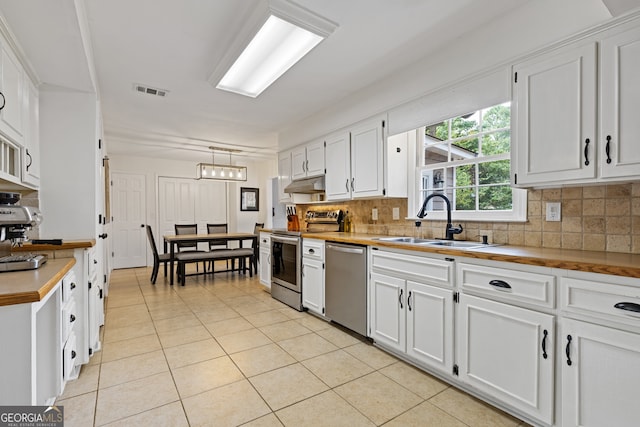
562,318,640,427
21,79,39,186
0,45,24,141
351,118,384,198
325,131,351,201
457,293,554,424
513,42,597,186
369,272,405,352
259,246,271,288
291,146,307,180
305,139,325,177
600,26,640,179
278,151,292,202
406,281,453,374
302,258,324,315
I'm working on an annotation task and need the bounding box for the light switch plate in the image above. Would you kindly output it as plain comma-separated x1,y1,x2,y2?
372,208,379,221
546,202,561,221
392,207,400,220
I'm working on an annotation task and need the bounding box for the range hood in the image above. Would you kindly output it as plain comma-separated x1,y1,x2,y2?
284,176,325,194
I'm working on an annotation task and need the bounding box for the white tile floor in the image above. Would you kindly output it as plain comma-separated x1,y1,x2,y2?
56,265,531,426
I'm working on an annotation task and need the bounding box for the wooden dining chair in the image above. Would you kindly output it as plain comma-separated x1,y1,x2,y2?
207,223,228,272
146,225,170,284
174,224,206,272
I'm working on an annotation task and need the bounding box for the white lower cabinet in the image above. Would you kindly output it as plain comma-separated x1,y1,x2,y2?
456,293,555,424
561,318,640,427
369,248,454,374
259,232,271,288
302,239,324,315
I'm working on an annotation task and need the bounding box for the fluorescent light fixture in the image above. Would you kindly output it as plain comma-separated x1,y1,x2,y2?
211,0,337,98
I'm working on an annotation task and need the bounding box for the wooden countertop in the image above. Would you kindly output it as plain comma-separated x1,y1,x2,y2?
302,232,640,279
12,239,95,252
0,258,76,306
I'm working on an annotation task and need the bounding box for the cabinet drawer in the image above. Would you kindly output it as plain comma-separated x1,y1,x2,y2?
61,271,77,303
371,249,453,288
61,299,77,342
259,232,271,247
562,276,640,327
458,262,555,309
303,239,324,261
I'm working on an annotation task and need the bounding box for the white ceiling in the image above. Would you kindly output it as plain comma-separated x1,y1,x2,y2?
0,0,632,163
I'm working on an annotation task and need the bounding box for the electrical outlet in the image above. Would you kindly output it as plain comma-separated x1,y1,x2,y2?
546,202,561,221
372,208,378,221
392,207,400,220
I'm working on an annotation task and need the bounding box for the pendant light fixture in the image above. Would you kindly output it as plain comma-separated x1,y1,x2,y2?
196,147,247,181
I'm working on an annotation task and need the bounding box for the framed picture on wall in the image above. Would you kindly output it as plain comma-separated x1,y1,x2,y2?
240,187,259,211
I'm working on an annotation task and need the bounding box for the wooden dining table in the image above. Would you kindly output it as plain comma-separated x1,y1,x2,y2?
163,232,258,285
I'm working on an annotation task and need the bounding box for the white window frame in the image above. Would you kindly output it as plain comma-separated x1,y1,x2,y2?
408,106,526,222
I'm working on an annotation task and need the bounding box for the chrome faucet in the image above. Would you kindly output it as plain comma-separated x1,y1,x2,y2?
416,193,463,240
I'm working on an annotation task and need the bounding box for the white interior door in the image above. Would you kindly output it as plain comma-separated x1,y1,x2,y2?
111,172,147,269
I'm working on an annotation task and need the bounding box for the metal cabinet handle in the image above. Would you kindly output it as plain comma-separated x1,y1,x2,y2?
26,149,32,171
71,350,76,359
351,178,354,191
606,135,612,164
308,248,315,254
70,282,76,290
584,138,590,166
399,289,403,309
489,279,511,289
306,160,309,172
542,329,548,359
0,92,5,111
70,314,76,322
408,291,412,311
614,302,640,313
566,335,572,366
302,161,306,172
345,179,349,192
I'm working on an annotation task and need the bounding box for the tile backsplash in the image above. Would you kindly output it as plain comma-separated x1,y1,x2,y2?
297,183,640,254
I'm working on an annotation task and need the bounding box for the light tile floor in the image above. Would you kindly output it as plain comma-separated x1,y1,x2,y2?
57,266,532,426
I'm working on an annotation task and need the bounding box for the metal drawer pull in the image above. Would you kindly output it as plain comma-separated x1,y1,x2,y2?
614,302,640,313
399,289,403,309
408,291,412,311
489,279,512,289
71,350,76,359
308,248,315,254
541,329,548,359
70,314,76,322
566,335,572,366
606,135,612,164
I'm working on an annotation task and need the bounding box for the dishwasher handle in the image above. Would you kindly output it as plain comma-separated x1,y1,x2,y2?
326,244,365,255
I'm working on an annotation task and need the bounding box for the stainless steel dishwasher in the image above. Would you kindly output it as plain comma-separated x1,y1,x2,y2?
325,242,367,336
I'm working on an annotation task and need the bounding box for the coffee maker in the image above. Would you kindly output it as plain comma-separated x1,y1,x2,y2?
0,192,46,271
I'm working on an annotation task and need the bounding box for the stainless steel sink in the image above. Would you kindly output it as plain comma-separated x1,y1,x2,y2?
373,237,435,244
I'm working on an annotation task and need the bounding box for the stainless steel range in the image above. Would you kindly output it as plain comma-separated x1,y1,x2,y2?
0,192,46,272
270,209,343,311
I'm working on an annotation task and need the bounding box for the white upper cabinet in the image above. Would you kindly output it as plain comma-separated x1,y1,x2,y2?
21,78,39,187
512,18,640,187
512,42,597,187
291,139,324,180
350,118,384,198
324,131,351,200
0,42,24,143
277,150,292,202
599,25,640,179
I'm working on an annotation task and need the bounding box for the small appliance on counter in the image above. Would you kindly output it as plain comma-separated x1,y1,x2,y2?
0,192,47,272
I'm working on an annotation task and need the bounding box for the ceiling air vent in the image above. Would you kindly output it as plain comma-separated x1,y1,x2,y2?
134,84,168,98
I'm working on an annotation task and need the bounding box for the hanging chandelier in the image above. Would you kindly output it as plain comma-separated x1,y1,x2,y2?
196,146,247,181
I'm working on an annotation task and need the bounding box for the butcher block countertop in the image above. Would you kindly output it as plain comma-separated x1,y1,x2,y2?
13,239,95,252
302,232,640,279
0,258,76,306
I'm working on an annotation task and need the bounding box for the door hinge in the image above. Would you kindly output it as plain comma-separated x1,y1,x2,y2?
514,173,518,185
99,289,103,299
514,72,518,83
382,120,385,128
88,281,92,289
322,263,325,269
98,139,102,149
89,348,93,356
104,274,107,284
453,292,459,303
324,141,326,147
111,251,114,258
98,214,102,224
453,364,459,376
322,307,325,314
383,188,386,196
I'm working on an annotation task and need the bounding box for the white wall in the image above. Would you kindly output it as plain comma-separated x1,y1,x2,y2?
108,153,277,234
279,0,613,147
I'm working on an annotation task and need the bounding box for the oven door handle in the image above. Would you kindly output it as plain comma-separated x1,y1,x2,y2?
271,235,300,244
